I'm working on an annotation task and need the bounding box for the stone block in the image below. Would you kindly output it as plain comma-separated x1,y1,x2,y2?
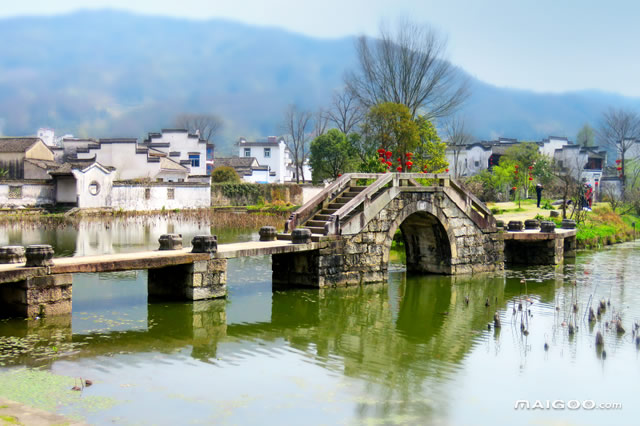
0,246,26,264
561,219,576,229
540,221,556,233
191,235,218,253
524,219,540,230
159,233,183,250
292,228,312,244
259,226,277,241
24,245,54,267
507,221,523,231
192,273,203,287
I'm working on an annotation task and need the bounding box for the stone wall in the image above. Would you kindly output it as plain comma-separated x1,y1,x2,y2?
0,180,55,207
273,191,503,288
211,183,302,206
111,182,211,211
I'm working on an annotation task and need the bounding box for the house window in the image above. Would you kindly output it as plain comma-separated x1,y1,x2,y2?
88,181,100,196
264,148,271,158
145,188,151,200
167,188,175,200
8,186,22,199
244,148,251,157
189,154,200,167
474,161,479,167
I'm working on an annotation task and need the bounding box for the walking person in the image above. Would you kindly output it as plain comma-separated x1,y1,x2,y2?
535,183,543,208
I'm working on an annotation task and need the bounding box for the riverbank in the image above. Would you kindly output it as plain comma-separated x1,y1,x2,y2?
489,200,640,249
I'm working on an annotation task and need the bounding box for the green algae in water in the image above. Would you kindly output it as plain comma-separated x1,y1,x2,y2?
0,369,118,420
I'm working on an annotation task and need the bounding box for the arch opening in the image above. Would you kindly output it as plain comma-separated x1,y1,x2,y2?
397,211,453,275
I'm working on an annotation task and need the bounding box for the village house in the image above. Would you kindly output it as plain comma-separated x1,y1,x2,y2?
445,136,608,188
215,136,311,183
0,130,211,210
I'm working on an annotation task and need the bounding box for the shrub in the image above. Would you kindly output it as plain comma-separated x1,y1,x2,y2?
211,166,240,183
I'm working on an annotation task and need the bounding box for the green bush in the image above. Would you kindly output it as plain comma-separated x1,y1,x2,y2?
211,166,241,183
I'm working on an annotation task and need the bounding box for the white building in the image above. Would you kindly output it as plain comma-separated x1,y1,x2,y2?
237,136,311,183
59,129,207,183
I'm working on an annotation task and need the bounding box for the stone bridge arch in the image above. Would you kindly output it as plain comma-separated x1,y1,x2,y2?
273,176,503,288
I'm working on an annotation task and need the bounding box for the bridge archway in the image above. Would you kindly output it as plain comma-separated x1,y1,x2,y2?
384,200,457,275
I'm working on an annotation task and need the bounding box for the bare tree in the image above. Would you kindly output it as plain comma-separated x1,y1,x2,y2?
325,89,364,135
598,107,640,192
443,116,473,179
345,19,469,119
313,108,329,139
174,113,223,148
281,104,312,183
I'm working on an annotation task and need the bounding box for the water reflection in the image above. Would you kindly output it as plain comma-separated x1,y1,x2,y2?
0,241,639,424
0,216,257,257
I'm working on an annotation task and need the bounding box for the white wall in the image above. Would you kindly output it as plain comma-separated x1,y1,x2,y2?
73,165,114,209
76,142,157,180
56,177,77,203
242,169,272,184
540,137,569,157
111,183,211,211
0,182,55,207
302,185,324,204
147,131,207,176
466,146,491,175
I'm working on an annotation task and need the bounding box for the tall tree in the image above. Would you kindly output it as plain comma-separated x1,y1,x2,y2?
325,89,364,135
281,104,312,183
361,102,419,170
309,129,358,183
576,123,595,147
174,113,223,149
345,19,469,119
598,107,640,192
443,116,473,178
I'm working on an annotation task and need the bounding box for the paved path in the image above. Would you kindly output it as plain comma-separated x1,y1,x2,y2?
0,240,321,285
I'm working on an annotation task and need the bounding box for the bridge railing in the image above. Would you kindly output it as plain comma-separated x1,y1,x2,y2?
284,173,382,233
285,172,495,236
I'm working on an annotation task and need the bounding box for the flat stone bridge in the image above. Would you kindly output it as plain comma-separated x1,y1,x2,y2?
0,173,577,318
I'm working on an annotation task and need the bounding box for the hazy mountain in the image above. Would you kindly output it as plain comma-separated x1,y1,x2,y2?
1,10,639,154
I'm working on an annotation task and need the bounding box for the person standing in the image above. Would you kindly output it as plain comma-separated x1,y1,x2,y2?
535,183,543,208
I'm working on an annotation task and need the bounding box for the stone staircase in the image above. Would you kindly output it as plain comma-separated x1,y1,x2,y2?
278,184,368,242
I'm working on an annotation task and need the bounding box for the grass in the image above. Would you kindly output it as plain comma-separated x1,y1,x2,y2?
574,205,638,248
0,415,21,425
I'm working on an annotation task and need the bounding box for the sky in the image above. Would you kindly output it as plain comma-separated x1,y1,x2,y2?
2,0,640,97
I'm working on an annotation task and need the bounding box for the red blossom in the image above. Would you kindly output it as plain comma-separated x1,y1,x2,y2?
385,151,392,158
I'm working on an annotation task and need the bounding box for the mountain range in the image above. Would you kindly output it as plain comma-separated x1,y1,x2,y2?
1,10,639,155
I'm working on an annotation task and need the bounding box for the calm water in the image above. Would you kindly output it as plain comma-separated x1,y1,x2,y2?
0,219,639,425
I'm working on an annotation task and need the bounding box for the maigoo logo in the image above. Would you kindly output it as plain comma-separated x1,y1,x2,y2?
515,400,622,410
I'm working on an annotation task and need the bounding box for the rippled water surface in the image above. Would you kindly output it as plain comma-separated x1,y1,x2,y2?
0,219,639,425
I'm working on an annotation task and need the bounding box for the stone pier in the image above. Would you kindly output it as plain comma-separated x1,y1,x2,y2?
148,258,227,300
503,229,577,265
0,274,72,318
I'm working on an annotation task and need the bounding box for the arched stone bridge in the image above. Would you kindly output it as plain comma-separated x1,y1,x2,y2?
275,173,504,288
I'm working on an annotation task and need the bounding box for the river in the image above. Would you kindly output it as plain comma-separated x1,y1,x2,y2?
0,217,638,425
